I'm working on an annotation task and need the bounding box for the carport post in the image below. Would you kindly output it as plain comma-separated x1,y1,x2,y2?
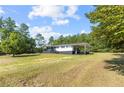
84,44,87,54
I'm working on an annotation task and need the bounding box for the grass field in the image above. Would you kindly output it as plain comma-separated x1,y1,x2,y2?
0,53,124,87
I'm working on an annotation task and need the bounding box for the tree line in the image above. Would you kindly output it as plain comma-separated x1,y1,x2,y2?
0,17,45,56
86,5,124,52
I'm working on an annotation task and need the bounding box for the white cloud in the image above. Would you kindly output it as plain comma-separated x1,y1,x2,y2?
26,23,30,27
30,25,73,43
28,6,65,19
30,26,61,42
0,7,5,15
66,6,80,20
80,30,90,34
28,5,79,25
52,19,69,25
16,22,20,26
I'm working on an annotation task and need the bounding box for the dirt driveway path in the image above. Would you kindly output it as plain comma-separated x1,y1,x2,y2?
71,53,124,87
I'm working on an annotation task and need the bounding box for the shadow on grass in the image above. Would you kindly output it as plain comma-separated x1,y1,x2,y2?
13,53,40,57
104,53,124,75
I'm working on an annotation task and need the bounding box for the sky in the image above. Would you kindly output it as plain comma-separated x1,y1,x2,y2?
0,5,95,42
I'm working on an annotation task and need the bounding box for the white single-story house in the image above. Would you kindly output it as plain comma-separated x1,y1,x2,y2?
44,43,91,54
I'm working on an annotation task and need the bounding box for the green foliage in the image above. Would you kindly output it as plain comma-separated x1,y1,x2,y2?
27,38,36,53
1,32,26,56
86,6,124,50
0,17,36,56
35,33,45,53
3,17,16,32
24,37,36,53
19,23,29,37
52,33,91,45
35,33,45,47
48,36,54,45
34,47,44,53
0,17,4,28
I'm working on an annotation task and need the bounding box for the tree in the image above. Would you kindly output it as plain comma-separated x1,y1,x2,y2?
86,6,124,51
24,37,36,53
3,17,16,32
35,34,45,52
58,35,64,44
0,17,16,40
0,17,4,28
28,38,36,53
0,17,36,55
0,28,6,40
1,32,26,56
52,33,92,46
0,17,9,40
18,23,36,53
19,23,29,37
48,36,54,45
35,34,45,47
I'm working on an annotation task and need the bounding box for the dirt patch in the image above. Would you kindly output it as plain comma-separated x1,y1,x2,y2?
0,58,16,64
35,56,73,63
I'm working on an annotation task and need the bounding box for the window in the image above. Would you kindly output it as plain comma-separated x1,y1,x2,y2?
66,46,69,48
55,46,59,48
61,46,65,48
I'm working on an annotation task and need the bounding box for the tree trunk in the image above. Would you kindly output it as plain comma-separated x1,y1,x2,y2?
13,53,15,57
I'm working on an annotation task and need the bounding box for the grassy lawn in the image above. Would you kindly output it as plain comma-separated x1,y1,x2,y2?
0,53,124,87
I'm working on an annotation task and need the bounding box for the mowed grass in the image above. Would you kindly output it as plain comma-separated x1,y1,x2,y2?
0,53,124,87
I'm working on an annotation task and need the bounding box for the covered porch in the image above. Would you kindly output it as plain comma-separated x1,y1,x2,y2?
44,43,91,54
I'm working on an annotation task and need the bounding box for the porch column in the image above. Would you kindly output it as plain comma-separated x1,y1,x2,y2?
84,44,87,54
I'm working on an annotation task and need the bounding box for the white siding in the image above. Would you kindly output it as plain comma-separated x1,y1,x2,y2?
55,46,73,52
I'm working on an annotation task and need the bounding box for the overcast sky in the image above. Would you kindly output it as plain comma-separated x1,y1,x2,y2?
0,5,95,41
